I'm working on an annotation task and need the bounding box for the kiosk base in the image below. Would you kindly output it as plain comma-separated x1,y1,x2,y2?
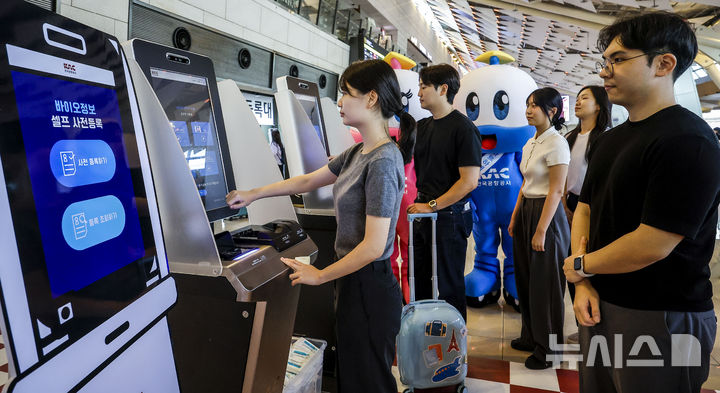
294,212,338,392
168,274,255,393
168,231,315,393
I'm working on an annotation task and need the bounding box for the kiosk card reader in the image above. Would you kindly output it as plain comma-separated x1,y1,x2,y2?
0,2,178,392
231,220,308,251
128,39,317,393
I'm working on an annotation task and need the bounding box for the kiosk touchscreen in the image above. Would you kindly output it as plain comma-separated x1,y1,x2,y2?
0,2,176,391
131,39,237,223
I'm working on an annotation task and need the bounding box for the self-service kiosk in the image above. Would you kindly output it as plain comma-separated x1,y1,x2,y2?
276,76,334,211
0,2,178,392
275,77,344,381
125,39,317,393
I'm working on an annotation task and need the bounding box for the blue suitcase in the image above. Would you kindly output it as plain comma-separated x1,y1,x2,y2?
397,213,467,392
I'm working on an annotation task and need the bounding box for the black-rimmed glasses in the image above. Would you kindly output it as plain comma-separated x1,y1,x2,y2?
594,52,658,75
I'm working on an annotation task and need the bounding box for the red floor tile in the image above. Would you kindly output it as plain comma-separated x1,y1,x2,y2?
466,355,510,384
510,385,562,393
555,368,579,393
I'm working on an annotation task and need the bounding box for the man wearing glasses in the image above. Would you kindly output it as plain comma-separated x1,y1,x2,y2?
562,12,720,393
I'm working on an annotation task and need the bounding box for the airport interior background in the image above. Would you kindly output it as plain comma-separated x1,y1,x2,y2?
1,0,720,392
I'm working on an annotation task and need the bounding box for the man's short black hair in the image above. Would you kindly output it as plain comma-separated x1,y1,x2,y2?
419,64,460,104
597,11,697,81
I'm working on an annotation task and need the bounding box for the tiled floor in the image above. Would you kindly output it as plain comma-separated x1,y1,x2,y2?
0,335,8,389
0,239,718,392
390,295,720,393
410,236,720,393
392,357,583,393
394,357,720,393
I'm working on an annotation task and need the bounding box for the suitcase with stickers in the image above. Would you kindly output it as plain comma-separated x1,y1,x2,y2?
397,212,468,393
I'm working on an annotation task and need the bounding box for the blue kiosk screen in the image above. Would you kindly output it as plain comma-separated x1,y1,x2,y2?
11,70,145,298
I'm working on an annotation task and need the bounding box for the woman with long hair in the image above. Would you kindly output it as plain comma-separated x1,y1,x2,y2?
269,128,286,177
563,86,611,222
562,85,611,343
509,87,571,370
226,59,415,392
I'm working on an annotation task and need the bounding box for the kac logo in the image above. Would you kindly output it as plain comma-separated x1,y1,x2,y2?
481,167,510,180
63,63,77,75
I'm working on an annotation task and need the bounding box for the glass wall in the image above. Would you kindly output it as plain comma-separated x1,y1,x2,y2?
333,8,350,42
299,0,320,24
317,0,337,34
271,0,405,57
276,0,300,13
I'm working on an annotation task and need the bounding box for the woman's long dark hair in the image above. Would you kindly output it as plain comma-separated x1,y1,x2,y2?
527,87,565,131
339,60,417,164
565,85,611,162
271,129,285,163
271,129,284,150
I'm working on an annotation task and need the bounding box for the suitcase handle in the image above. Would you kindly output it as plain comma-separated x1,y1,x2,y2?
407,213,437,220
407,212,438,302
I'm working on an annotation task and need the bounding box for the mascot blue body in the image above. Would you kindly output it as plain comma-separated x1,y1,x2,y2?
454,52,537,310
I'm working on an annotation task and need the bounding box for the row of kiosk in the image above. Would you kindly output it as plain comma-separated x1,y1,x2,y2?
0,1,354,391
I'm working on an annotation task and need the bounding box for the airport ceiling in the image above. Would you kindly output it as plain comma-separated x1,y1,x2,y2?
415,0,720,95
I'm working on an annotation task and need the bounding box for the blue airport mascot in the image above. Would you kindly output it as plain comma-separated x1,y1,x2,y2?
454,51,537,311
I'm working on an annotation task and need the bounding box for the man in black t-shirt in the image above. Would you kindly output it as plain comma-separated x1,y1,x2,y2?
407,64,482,320
562,13,720,393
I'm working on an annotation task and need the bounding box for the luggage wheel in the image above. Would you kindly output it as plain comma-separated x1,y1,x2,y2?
456,384,467,393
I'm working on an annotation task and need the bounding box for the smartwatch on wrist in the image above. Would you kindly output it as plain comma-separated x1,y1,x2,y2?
573,254,595,278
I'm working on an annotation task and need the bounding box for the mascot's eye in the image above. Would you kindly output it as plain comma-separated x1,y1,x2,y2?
395,91,412,121
493,90,509,120
399,90,412,113
465,92,479,121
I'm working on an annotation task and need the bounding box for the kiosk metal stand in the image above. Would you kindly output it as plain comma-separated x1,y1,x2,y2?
125,42,318,392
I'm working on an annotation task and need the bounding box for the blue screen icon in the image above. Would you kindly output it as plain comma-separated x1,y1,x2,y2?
61,195,126,251
50,139,116,187
191,121,213,146
170,120,190,147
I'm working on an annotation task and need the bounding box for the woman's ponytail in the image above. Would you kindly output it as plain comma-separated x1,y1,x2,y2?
396,111,416,165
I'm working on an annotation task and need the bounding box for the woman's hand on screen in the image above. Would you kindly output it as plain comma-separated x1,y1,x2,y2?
226,190,254,209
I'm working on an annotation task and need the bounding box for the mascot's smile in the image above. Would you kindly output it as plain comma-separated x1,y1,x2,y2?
480,134,497,150
475,124,535,153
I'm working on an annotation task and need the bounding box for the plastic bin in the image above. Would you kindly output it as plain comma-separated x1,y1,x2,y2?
283,337,327,393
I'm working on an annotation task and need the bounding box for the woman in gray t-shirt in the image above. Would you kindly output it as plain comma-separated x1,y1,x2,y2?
226,59,416,393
